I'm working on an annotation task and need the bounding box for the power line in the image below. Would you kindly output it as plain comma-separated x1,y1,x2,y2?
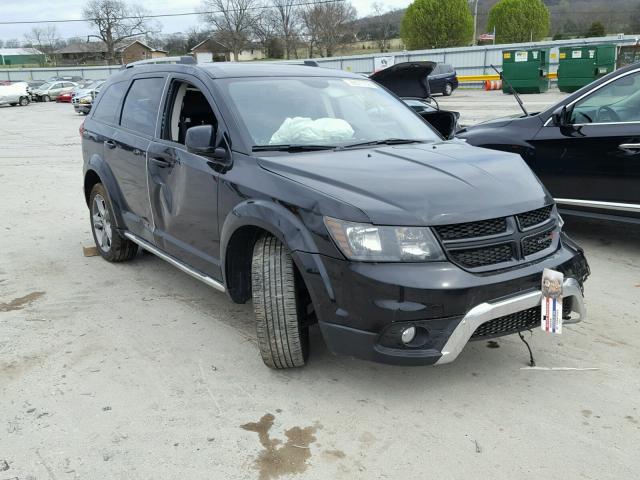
0,0,343,25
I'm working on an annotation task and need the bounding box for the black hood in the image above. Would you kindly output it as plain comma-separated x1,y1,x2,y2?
257,142,552,226
369,61,435,99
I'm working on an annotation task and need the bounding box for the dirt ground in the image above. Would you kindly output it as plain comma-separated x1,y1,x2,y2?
1,91,639,480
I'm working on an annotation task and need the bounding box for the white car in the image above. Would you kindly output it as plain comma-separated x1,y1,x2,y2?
0,82,31,107
31,81,78,102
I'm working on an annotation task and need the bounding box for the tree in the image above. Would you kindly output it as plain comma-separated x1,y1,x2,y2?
301,1,356,57
24,26,62,66
271,0,300,59
585,21,606,38
5,39,20,48
400,0,473,50
83,0,155,64
253,11,282,58
370,3,396,52
487,0,550,44
201,0,259,61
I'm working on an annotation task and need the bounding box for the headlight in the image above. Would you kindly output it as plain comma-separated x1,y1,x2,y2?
324,216,445,262
78,95,92,104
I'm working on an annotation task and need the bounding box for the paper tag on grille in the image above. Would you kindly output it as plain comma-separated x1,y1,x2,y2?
541,268,564,334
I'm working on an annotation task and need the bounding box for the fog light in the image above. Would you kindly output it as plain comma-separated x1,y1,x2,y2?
401,326,416,344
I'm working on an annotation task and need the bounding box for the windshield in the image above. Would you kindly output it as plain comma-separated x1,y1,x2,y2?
39,82,54,90
218,77,440,148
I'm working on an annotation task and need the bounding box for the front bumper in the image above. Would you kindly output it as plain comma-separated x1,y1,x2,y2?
73,103,92,114
296,236,589,366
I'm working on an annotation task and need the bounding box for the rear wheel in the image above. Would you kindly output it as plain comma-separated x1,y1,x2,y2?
443,83,453,96
89,183,138,262
251,235,309,369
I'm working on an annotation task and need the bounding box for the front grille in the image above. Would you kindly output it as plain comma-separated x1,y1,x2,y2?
522,228,554,257
517,205,553,229
435,217,506,241
435,205,556,271
449,243,514,268
471,300,572,340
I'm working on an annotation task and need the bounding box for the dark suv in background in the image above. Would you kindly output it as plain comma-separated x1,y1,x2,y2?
428,63,459,96
81,60,588,369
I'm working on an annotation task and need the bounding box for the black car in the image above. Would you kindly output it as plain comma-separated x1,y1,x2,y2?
428,63,459,96
458,62,640,224
370,61,459,138
81,60,588,368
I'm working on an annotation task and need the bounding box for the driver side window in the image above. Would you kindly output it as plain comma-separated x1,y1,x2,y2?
571,71,640,124
162,80,217,144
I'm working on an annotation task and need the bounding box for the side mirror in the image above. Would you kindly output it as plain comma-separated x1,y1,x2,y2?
185,124,216,156
419,110,458,140
551,105,570,127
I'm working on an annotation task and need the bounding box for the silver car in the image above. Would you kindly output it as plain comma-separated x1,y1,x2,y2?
32,81,78,102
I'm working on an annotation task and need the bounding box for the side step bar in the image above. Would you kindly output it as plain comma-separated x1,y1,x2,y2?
124,232,226,293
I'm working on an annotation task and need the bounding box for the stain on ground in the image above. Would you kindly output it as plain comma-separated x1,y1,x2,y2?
322,449,346,460
241,413,319,480
486,340,500,349
0,292,45,312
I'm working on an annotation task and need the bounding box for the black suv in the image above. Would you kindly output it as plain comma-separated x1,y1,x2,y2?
428,63,459,96
81,61,589,368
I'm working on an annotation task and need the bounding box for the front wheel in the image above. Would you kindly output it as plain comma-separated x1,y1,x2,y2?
43,95,51,102
89,183,138,262
19,97,29,106
251,235,309,369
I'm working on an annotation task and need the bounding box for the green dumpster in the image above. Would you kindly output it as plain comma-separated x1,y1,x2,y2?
501,49,550,94
557,44,617,93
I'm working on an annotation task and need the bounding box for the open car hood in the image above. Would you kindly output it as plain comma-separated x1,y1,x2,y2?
369,61,436,99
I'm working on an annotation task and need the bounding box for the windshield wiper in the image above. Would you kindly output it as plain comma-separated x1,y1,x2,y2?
341,138,425,149
252,144,337,152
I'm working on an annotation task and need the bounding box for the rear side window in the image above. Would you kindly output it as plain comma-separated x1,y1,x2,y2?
92,81,127,124
120,77,166,136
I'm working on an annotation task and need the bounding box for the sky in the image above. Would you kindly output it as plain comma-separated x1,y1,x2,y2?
0,0,413,43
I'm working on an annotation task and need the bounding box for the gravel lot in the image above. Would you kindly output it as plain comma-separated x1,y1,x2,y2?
1,91,639,480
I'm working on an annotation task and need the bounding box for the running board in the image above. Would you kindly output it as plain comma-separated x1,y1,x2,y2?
124,232,226,293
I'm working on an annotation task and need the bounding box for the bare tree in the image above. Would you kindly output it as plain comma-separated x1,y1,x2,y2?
302,1,357,57
253,10,281,58
83,0,155,64
271,0,300,59
0,40,4,48
5,39,20,48
24,26,62,65
201,0,259,61
370,3,394,52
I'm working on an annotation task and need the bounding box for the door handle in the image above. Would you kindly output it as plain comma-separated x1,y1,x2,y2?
619,143,640,152
150,156,174,168
104,140,116,149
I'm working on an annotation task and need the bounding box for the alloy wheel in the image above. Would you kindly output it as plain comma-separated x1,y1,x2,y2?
92,193,112,252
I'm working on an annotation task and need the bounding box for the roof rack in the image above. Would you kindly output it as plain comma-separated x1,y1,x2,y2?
122,55,196,69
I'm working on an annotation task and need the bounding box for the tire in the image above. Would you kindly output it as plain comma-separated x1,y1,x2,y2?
19,97,29,106
443,83,453,96
89,183,138,262
251,235,309,369
43,95,51,102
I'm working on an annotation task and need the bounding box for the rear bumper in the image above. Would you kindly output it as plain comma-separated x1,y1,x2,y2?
296,235,589,366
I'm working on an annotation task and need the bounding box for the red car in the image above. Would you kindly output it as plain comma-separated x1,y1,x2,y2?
57,91,74,103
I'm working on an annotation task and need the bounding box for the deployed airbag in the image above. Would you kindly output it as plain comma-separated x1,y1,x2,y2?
269,117,354,145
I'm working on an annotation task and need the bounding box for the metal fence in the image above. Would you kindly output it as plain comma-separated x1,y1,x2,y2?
289,35,640,76
1,34,638,82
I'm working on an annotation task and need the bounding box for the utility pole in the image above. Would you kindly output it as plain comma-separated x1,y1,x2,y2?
472,0,479,46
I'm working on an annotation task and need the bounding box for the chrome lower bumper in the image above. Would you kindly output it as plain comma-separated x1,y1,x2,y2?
436,278,586,365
